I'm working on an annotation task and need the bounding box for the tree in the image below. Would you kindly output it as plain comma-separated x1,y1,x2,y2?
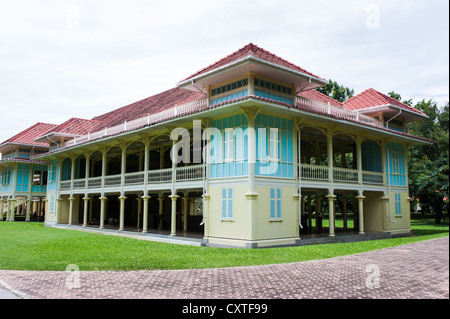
405,100,449,224
388,91,413,106
316,80,354,102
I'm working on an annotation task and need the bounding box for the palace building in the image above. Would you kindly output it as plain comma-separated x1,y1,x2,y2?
0,43,432,248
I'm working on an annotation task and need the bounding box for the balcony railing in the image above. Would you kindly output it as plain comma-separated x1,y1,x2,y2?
295,96,383,127
62,98,209,148
362,171,384,185
176,165,204,181
60,164,385,193
55,93,387,152
59,165,205,192
148,168,172,184
333,167,359,183
301,164,329,181
301,164,386,186
124,172,145,186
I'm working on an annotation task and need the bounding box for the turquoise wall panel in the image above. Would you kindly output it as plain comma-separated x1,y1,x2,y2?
386,142,406,186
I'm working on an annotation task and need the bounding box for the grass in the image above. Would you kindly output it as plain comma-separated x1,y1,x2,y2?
0,214,448,271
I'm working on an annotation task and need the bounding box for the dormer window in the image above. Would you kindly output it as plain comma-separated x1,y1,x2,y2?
211,78,249,106
384,116,404,132
254,77,293,105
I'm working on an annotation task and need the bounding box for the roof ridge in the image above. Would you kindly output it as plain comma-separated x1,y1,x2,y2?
179,44,250,83
252,44,319,78
343,88,372,106
179,43,326,83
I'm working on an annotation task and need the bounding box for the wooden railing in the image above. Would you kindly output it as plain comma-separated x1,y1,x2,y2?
60,164,386,192
362,171,384,185
301,164,386,186
62,98,208,148
295,96,383,127
333,167,359,183
301,164,329,181
176,165,204,181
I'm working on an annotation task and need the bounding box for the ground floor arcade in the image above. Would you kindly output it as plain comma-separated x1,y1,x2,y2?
43,181,410,248
55,188,205,238
0,196,47,222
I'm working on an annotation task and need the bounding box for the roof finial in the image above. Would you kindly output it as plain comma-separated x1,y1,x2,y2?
247,43,255,55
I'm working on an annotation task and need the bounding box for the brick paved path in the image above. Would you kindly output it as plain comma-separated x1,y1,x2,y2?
0,237,448,299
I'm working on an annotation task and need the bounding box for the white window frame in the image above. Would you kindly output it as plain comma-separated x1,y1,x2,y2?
222,188,233,220
270,188,282,220
268,128,279,161
223,128,234,163
394,193,402,216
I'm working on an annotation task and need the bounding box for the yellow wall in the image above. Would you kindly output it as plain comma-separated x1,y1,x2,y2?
385,191,411,234
363,191,384,232
207,183,300,247
363,190,411,234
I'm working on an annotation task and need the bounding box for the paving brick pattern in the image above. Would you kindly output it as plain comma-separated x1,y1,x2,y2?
0,237,448,299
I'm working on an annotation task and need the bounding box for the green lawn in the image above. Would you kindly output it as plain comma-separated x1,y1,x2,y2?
0,215,448,271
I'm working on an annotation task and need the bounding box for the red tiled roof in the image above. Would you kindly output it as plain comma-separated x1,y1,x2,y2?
0,122,57,147
179,43,326,83
343,88,427,116
45,117,103,136
298,89,343,109
91,88,204,131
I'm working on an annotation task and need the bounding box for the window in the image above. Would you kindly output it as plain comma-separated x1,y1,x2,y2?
270,188,282,219
269,128,279,161
395,193,402,216
222,188,233,219
48,165,56,182
387,143,406,186
211,78,249,106
33,171,42,185
223,128,234,162
1,169,11,185
33,170,48,186
391,151,400,174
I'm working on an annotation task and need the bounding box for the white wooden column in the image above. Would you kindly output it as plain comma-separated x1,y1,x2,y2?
119,195,126,231
0,199,4,221
142,195,150,233
356,136,363,185
84,152,91,192
356,194,366,234
119,141,127,191
326,194,336,237
68,197,75,225
10,198,16,221
70,155,76,191
169,194,179,236
26,198,32,222
82,196,90,227
99,196,107,229
101,148,107,188
202,194,210,239
327,131,334,183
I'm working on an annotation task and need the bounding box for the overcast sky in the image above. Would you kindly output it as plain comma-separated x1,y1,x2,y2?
0,0,448,144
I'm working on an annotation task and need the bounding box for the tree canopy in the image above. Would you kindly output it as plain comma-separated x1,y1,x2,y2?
316,80,354,102
405,99,449,223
